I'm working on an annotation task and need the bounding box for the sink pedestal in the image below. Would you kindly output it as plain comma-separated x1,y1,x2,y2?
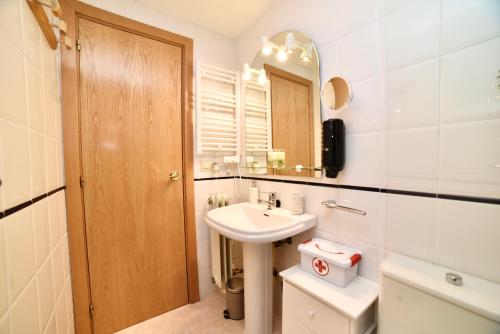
243,242,273,334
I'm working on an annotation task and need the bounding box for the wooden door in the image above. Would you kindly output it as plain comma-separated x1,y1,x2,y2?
266,65,314,177
78,18,188,333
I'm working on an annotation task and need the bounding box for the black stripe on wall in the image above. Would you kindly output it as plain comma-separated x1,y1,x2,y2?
194,176,500,206
1,186,66,219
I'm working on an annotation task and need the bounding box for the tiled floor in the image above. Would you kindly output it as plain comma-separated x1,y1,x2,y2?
117,291,282,334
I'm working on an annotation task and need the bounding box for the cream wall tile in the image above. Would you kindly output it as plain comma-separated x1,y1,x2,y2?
338,22,383,82
48,195,63,247
441,0,500,54
440,38,500,124
30,132,47,197
51,241,65,300
0,119,31,209
43,314,56,334
386,59,439,130
55,289,69,334
198,267,218,299
0,0,23,51
65,279,74,328
385,194,436,262
32,199,51,267
0,32,27,126
197,239,211,272
4,209,35,301
62,236,70,279
46,138,58,191
339,132,387,188
26,62,45,133
337,76,385,134
387,127,438,192
195,211,210,243
0,222,8,316
36,258,55,332
20,0,42,67
0,313,9,334
10,280,40,334
436,199,500,284
334,0,378,37
439,120,500,198
384,0,439,71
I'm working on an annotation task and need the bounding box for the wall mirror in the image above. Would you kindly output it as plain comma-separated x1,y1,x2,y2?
242,30,321,177
321,76,353,111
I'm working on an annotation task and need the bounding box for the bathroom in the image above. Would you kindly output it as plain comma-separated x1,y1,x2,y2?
1,0,499,333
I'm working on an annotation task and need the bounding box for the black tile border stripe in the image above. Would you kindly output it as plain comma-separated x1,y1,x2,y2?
1,186,66,219
194,176,500,205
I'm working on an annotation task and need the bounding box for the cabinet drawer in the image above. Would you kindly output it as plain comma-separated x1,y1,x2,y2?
283,282,350,334
283,313,314,334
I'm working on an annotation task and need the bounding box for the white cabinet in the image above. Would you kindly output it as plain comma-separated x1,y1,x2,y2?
280,266,378,334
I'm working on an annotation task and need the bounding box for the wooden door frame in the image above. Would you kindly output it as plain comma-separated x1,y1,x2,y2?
60,1,199,333
264,64,315,176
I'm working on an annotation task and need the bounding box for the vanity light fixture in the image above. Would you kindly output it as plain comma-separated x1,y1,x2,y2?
276,45,288,62
261,36,273,56
242,63,267,86
259,33,313,64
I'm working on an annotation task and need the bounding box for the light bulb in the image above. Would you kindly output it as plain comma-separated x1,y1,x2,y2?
261,36,273,56
276,46,288,62
285,32,295,54
301,43,313,63
242,63,252,81
258,69,267,85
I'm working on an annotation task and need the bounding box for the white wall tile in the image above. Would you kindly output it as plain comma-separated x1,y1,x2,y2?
10,280,40,334
45,138,58,192
337,76,385,134
65,279,74,327
195,211,210,243
0,222,7,316
198,267,218,299
439,120,500,198
32,199,51,267
197,239,212,272
340,237,379,282
380,0,414,15
4,209,35,302
36,258,55,332
385,59,439,130
436,199,500,284
0,33,27,127
30,132,47,197
318,40,337,86
385,194,436,261
0,119,31,210
43,314,56,334
48,195,63,248
338,189,386,247
305,185,339,238
441,0,500,54
384,0,439,71
387,127,438,192
334,0,378,37
338,22,383,82
440,38,500,124
339,132,387,188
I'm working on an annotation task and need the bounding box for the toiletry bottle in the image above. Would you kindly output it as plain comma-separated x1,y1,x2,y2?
249,180,259,204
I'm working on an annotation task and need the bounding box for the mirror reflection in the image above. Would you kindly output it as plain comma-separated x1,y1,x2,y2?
242,31,321,177
321,76,353,111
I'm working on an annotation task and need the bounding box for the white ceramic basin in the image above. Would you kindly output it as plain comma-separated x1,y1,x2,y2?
205,202,317,243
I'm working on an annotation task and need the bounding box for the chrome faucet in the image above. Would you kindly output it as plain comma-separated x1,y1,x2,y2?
259,191,278,210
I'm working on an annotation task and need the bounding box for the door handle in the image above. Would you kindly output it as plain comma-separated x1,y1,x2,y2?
169,170,181,181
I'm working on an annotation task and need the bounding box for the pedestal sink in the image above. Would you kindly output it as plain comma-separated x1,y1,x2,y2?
205,202,317,334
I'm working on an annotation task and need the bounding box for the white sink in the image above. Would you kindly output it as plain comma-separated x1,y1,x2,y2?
205,202,317,243
205,202,317,334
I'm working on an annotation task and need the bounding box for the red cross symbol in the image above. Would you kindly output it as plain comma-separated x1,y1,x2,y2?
312,257,329,276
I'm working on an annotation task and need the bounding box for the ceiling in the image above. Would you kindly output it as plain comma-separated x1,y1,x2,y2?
136,0,278,38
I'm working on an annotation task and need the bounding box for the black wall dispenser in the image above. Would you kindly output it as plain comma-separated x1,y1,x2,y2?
322,119,345,178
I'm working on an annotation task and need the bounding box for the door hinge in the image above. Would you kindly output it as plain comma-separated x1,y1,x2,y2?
89,303,94,315
79,176,85,188
76,39,81,51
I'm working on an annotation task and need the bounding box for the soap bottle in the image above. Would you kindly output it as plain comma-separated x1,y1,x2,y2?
249,180,259,204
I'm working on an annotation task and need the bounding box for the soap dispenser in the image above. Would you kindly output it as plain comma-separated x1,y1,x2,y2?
249,180,259,204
